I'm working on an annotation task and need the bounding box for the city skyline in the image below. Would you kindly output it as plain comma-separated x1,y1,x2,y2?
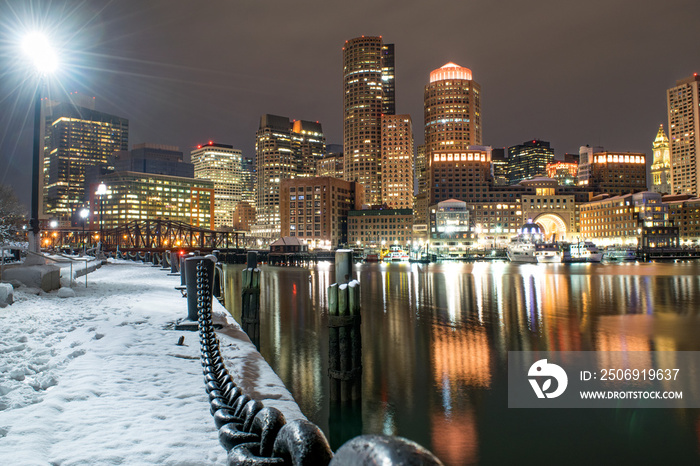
0,0,698,209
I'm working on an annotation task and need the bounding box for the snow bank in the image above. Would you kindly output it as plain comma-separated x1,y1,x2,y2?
0,259,303,465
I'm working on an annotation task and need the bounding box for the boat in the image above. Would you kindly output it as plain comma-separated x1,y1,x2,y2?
507,221,541,263
364,254,379,262
602,247,637,261
386,245,409,262
507,237,537,263
569,241,603,262
535,243,562,263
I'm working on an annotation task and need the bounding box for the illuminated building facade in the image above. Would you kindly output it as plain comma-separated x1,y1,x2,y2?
667,74,700,195
255,114,326,238
232,201,256,232
507,140,554,185
429,199,476,257
665,195,700,244
429,148,492,205
651,125,671,195
520,177,577,242
577,145,603,186
89,172,214,230
347,209,413,248
241,155,256,206
292,120,326,178
317,144,344,178
424,63,481,154
491,148,509,186
381,115,414,209
579,191,671,246
280,177,362,249
546,161,578,186
589,151,647,196
42,101,128,223
343,36,395,206
191,142,242,229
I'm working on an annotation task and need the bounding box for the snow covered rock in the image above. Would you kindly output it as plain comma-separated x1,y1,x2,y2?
57,287,76,298
0,283,12,307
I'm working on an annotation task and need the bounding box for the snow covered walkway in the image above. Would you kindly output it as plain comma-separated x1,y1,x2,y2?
0,260,303,465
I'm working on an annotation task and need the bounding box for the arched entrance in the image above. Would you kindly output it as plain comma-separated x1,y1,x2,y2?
534,213,568,242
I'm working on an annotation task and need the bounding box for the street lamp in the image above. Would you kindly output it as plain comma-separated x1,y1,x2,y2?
96,183,107,250
23,32,59,253
79,208,89,254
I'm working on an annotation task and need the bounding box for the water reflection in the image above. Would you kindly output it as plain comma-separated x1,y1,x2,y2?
224,261,700,465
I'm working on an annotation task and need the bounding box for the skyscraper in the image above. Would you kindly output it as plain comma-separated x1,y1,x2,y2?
424,62,482,154
381,115,414,209
191,142,242,230
650,125,671,195
342,36,395,206
42,100,128,223
667,74,700,195
507,140,554,184
255,114,325,237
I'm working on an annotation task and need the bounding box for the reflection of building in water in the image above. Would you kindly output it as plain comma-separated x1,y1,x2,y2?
432,325,491,388
431,409,478,466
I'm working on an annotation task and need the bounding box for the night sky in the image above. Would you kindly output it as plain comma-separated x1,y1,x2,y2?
1,0,698,209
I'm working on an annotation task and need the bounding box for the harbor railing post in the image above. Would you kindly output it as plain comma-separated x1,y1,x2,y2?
241,251,261,349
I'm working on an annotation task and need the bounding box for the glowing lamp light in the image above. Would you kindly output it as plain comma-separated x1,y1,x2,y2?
22,32,59,74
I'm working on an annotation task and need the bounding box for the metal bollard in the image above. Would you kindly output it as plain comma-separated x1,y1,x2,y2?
185,256,216,321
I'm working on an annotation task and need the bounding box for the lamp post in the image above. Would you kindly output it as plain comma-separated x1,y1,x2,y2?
79,208,89,255
96,183,107,250
23,32,59,253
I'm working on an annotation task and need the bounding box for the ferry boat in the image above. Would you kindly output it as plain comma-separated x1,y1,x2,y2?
569,241,603,262
386,245,409,262
602,247,637,262
534,243,562,263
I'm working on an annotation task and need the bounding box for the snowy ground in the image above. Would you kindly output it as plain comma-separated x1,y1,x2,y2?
0,259,304,465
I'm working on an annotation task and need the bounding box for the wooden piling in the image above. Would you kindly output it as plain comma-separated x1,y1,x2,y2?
241,252,261,349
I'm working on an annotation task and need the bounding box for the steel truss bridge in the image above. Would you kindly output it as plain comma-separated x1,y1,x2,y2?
44,219,244,253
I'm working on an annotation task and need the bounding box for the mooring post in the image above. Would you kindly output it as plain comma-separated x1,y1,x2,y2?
184,255,216,321
328,249,361,402
241,251,261,349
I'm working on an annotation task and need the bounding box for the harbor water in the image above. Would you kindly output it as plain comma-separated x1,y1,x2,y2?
223,260,700,465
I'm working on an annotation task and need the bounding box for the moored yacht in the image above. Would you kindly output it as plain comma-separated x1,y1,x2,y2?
507,221,541,263
569,241,603,262
534,243,562,263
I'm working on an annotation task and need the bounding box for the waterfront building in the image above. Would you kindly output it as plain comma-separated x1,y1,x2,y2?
280,176,362,249
413,144,429,242
88,172,214,230
42,99,128,224
255,114,326,238
520,177,577,242
507,140,554,185
664,194,700,245
579,191,671,247
190,142,242,230
651,125,671,195
667,74,700,196
343,36,395,206
424,62,482,154
347,208,413,249
381,115,414,209
428,199,476,257
589,151,647,197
